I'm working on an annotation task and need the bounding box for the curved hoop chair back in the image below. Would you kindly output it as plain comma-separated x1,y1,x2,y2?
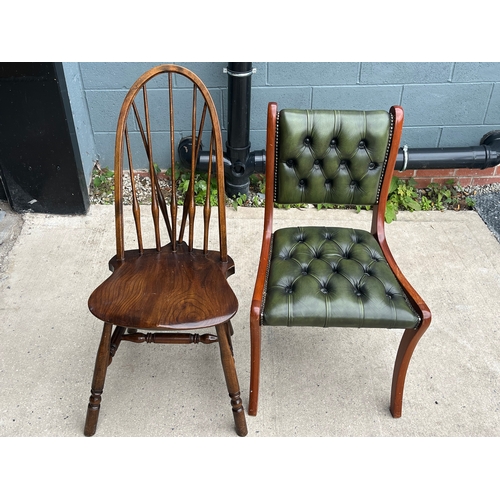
113,64,228,261
84,65,247,437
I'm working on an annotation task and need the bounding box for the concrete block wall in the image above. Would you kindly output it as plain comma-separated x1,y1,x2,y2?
61,63,98,187
77,62,500,187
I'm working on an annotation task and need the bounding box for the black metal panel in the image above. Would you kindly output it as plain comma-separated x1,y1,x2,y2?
0,177,6,200
0,62,89,214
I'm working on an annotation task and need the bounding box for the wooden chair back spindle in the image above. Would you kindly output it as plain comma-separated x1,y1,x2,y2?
187,84,198,251
203,131,215,254
168,72,178,250
131,98,172,242
124,125,143,254
140,85,161,251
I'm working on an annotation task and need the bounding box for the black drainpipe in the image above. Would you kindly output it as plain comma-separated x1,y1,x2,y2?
178,62,265,198
224,62,265,197
396,130,500,172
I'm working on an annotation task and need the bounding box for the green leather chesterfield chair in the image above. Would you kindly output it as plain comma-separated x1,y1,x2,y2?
249,102,431,418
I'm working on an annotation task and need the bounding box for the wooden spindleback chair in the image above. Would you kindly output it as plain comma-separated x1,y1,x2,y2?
249,102,431,418
84,65,247,437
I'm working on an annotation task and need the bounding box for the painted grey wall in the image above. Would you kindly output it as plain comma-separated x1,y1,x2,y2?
61,63,97,185
76,62,500,172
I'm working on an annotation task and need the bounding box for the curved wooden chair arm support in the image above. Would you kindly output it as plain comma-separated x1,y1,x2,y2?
375,232,432,323
370,106,431,324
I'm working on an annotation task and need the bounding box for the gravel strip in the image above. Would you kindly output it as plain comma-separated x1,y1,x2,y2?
472,184,500,243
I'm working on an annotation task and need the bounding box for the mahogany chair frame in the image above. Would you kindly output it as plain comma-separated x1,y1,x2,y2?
84,65,247,437
249,102,432,417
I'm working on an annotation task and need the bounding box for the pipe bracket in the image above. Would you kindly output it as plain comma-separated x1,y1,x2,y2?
223,67,256,77
401,144,409,172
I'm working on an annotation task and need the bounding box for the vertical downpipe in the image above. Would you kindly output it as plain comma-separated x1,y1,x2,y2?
225,62,253,197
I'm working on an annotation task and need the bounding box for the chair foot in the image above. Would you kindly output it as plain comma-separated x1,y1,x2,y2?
84,322,113,436
84,391,102,436
248,388,258,416
248,316,261,417
216,322,248,436
390,407,402,419
390,324,429,418
231,393,248,437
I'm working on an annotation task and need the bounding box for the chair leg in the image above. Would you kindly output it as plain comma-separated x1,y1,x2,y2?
227,321,234,352
108,325,126,365
84,322,113,436
216,321,248,437
390,324,429,418
248,317,261,416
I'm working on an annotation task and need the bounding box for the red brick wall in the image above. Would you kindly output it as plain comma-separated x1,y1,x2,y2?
395,165,500,188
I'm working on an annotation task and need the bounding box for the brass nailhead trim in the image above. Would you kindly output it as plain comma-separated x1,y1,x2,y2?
375,112,394,204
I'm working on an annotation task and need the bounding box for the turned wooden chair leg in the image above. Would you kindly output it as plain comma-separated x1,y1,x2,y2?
248,317,261,416
84,322,113,436
109,325,125,365
390,324,429,418
227,320,234,353
216,321,248,437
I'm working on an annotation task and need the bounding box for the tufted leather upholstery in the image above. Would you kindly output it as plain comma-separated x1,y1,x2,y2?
275,109,391,206
263,108,422,329
249,103,431,419
262,226,420,329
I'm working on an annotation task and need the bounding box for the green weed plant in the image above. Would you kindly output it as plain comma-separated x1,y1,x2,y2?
91,164,474,221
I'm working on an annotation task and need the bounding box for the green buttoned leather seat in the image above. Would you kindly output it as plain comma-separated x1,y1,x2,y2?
249,103,431,418
263,225,420,329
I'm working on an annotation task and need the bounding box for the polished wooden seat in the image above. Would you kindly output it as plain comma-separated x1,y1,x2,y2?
89,244,237,330
84,64,247,437
249,103,431,418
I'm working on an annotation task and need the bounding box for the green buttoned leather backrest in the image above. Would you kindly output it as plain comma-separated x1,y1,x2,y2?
275,109,392,206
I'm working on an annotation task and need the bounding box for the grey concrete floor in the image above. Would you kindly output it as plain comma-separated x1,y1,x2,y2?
1,201,500,439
